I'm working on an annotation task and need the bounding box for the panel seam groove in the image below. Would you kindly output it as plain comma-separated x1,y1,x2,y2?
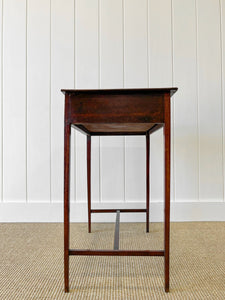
219,0,225,202
1,0,3,202
49,0,52,203
25,0,28,203
98,0,101,203
146,0,150,87
195,0,200,202
124,136,126,202
122,0,125,202
74,0,76,203
171,0,175,202
122,0,125,87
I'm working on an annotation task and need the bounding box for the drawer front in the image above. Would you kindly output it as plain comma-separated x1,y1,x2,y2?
68,93,164,124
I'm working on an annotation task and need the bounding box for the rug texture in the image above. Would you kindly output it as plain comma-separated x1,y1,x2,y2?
0,222,224,299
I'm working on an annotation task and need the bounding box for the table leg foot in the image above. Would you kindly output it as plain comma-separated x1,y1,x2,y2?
146,217,149,232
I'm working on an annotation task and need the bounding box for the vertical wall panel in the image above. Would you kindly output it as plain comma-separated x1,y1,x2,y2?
70,132,76,202
75,132,87,203
124,0,148,87
173,0,198,202
197,0,223,201
100,0,124,203
51,0,74,203
27,0,51,202
1,0,225,215
89,136,99,203
149,0,172,88
76,0,99,89
124,0,148,203
100,0,123,88
100,137,124,202
149,130,164,203
149,0,172,203
75,0,99,203
3,0,26,202
125,136,146,202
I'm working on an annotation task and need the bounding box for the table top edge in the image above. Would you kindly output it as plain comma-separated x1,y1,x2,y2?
61,87,178,97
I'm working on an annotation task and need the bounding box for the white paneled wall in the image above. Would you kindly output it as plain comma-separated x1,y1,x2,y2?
173,0,199,202
197,0,223,201
27,0,51,203
3,0,26,202
0,1,2,204
51,0,74,203
100,0,124,204
0,0,225,222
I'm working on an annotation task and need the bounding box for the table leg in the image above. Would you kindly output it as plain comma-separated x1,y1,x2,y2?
146,132,150,233
164,95,171,292
64,123,71,293
87,135,91,233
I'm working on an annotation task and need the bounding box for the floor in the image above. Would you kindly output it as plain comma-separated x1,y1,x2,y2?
0,222,224,299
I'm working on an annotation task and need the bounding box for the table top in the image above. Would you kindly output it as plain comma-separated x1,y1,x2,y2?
61,87,178,96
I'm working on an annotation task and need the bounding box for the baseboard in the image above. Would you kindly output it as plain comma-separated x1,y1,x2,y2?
0,202,224,222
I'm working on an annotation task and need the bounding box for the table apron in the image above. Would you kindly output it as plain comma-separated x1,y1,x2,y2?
67,94,165,124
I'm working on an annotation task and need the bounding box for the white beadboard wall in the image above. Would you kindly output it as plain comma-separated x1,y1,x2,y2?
0,0,225,222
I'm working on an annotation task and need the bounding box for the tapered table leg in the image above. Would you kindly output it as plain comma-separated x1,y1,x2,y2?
164,94,171,293
64,122,71,293
146,132,150,233
87,135,91,233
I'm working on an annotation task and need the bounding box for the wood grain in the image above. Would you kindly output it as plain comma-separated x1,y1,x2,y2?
63,88,177,293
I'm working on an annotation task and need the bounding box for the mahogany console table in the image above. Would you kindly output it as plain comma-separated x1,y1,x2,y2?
62,88,177,293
